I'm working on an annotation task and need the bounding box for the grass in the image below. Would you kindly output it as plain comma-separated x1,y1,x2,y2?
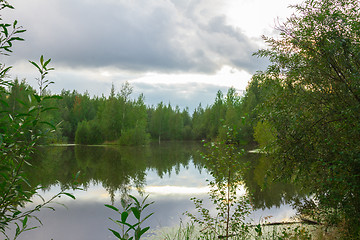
143,221,322,240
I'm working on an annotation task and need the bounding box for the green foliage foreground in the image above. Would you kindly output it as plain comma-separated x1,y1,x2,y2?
0,3,77,239
251,0,360,237
105,195,154,240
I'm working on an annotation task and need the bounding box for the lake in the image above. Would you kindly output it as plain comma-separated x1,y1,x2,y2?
15,142,305,240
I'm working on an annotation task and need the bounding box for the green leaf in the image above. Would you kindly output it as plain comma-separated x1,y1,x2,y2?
15,29,26,34
23,226,39,232
5,4,14,9
104,204,119,212
29,61,42,73
46,206,56,211
43,58,51,68
131,207,140,220
122,222,137,230
129,195,140,206
108,228,121,239
15,113,30,117
62,192,75,200
2,25,8,37
140,226,150,236
121,211,129,223
3,47,12,52
142,201,154,210
141,212,153,223
9,37,24,42
22,216,28,227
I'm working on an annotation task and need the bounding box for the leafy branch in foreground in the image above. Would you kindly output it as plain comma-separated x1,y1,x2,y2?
0,54,78,240
105,194,154,240
0,4,79,236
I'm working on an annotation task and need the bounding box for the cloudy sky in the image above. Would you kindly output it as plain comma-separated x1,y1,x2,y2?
2,0,301,112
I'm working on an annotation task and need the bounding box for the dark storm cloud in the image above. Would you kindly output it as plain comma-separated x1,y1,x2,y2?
4,0,265,74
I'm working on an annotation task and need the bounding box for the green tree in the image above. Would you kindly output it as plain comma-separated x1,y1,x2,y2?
100,85,122,141
118,81,133,134
181,107,192,140
149,102,166,143
191,103,207,140
58,90,98,142
254,0,360,236
218,87,243,142
209,90,225,138
118,93,150,146
187,127,251,239
168,105,183,140
75,121,88,144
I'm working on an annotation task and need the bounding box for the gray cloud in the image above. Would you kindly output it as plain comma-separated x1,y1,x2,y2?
131,81,230,112
4,0,266,74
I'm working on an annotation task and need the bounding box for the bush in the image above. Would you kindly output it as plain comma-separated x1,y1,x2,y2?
118,123,150,146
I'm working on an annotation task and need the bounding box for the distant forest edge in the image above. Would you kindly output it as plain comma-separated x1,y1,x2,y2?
5,79,262,146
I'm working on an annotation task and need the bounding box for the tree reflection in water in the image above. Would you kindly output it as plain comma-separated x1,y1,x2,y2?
25,142,308,209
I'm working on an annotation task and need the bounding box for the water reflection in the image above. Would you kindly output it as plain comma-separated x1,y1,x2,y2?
242,153,309,209
26,142,204,199
25,142,309,211
17,142,309,240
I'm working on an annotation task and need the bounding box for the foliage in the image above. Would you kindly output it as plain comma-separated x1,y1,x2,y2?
74,119,104,145
186,126,253,239
0,54,77,239
72,83,152,145
192,88,249,143
161,221,199,240
0,3,77,238
105,194,154,240
253,121,276,151
159,223,315,240
5,79,255,145
57,90,98,142
252,0,360,237
118,123,150,146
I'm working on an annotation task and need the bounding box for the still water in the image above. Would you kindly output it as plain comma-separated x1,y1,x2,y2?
16,142,304,240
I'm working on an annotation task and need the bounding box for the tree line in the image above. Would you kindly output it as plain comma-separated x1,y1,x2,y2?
3,79,259,146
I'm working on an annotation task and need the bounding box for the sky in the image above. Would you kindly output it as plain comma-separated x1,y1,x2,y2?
2,0,302,112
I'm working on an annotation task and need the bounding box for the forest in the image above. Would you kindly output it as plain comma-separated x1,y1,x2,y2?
3,79,257,146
